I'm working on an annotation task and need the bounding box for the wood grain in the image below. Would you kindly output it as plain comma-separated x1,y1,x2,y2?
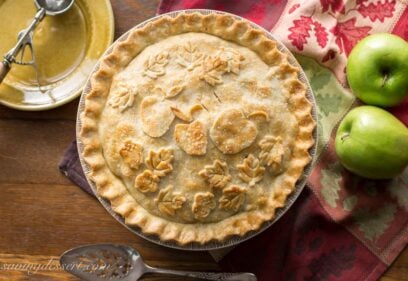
0,0,406,280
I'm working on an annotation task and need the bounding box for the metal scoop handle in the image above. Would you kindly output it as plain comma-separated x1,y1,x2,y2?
146,265,257,281
0,8,45,84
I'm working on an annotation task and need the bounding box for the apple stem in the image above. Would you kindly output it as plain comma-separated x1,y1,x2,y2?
381,73,388,88
341,133,350,142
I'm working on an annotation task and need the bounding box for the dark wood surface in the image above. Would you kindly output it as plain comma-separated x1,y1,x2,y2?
0,0,406,280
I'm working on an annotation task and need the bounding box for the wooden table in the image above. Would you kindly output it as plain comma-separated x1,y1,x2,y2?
0,1,406,280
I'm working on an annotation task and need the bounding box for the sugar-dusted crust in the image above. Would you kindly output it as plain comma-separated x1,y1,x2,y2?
80,12,315,245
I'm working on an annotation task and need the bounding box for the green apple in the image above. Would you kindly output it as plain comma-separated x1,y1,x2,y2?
346,33,408,107
335,106,408,179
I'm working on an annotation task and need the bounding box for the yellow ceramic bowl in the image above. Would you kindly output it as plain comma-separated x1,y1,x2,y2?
0,0,114,110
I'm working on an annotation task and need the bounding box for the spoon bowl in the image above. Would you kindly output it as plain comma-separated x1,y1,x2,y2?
34,0,75,15
60,244,257,281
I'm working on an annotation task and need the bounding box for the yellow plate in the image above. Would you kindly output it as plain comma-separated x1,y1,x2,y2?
0,0,114,111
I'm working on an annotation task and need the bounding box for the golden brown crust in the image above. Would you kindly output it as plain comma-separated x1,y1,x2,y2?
80,12,315,245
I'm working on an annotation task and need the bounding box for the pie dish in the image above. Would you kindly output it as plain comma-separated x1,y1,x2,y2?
79,11,316,245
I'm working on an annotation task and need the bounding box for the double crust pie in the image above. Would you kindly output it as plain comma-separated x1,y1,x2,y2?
80,12,315,245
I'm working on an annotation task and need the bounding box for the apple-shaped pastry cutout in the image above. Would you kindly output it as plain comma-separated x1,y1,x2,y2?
140,97,175,137
174,120,207,155
210,109,257,154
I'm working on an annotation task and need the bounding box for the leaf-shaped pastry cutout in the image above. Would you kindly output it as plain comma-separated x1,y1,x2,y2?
247,110,270,121
190,104,204,115
199,160,231,190
217,47,244,75
154,185,186,216
210,109,257,154
108,84,137,112
140,97,175,137
119,140,143,170
145,148,174,177
166,84,185,98
142,52,169,79
176,42,203,71
192,192,216,220
237,154,265,187
258,136,285,175
174,120,207,155
200,56,227,86
170,107,193,122
134,170,160,193
219,185,246,212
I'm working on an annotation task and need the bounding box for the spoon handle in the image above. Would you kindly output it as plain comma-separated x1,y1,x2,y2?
147,266,257,281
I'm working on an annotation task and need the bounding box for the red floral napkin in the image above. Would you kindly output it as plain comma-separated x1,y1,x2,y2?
157,0,408,280
60,1,408,280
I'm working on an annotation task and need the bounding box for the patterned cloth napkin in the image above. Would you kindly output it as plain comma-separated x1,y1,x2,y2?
60,0,408,280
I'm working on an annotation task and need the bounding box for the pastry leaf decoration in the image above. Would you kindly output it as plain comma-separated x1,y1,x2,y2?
119,140,143,170
176,42,203,71
258,136,285,175
154,185,186,216
192,192,216,220
142,52,169,79
165,84,185,98
247,110,270,121
216,47,244,75
134,170,160,193
171,106,193,122
200,56,227,86
108,85,137,112
237,154,265,187
219,185,246,212
171,104,205,123
199,160,232,190
145,148,174,177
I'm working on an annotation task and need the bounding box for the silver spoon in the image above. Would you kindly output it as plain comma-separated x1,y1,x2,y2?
0,0,75,84
60,244,257,281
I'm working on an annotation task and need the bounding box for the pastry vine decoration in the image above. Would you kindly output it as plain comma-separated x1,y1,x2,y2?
210,109,258,154
237,154,265,187
192,192,216,220
142,52,169,79
154,185,186,216
198,160,231,190
258,136,285,175
176,42,203,71
219,185,246,212
119,140,143,171
146,148,174,177
174,120,207,155
134,170,160,193
108,84,137,112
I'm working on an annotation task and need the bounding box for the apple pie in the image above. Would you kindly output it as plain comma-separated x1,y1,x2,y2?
80,12,315,245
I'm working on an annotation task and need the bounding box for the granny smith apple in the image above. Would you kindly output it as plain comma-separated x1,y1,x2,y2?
346,33,408,107
335,106,408,179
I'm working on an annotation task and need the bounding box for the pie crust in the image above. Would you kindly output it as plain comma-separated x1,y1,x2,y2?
80,12,315,245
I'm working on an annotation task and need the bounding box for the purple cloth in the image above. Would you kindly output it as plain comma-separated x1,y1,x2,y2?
59,140,94,196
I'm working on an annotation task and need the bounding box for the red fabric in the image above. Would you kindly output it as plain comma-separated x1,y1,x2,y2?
157,1,408,281
220,189,387,281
